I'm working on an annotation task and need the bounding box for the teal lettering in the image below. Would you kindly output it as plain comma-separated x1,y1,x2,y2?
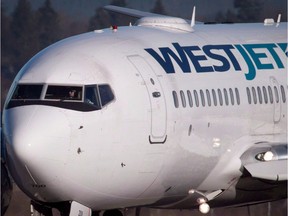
235,45,256,80
277,43,288,57
145,42,284,80
243,44,273,70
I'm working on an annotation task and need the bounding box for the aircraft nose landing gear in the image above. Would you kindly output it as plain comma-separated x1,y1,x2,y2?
197,198,210,214
188,189,223,215
198,202,210,214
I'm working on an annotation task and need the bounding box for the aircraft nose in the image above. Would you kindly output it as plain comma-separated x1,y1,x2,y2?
3,106,71,200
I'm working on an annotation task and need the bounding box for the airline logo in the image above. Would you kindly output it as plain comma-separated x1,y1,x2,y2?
145,43,287,80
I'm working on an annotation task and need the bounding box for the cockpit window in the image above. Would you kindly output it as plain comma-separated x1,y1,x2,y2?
7,83,114,112
84,86,101,107
45,86,82,101
12,84,43,99
99,85,115,106
84,85,114,108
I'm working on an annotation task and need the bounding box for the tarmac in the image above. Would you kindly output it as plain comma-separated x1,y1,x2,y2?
4,183,287,216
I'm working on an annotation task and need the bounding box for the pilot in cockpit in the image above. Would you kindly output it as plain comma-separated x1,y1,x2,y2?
68,89,77,99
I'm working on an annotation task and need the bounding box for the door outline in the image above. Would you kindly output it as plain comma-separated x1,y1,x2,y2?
128,55,167,144
270,76,281,123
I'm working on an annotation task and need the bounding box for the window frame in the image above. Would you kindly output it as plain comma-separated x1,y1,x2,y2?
206,89,211,107
11,84,44,100
217,89,223,106
180,90,186,108
98,84,115,107
44,85,83,101
194,90,200,107
274,86,279,103
200,90,205,107
187,90,193,107
280,85,286,103
172,91,179,108
212,89,217,106
252,87,257,104
224,88,229,106
268,86,273,104
257,86,263,104
262,86,268,104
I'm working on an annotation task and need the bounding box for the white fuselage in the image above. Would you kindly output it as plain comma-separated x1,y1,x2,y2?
2,21,287,210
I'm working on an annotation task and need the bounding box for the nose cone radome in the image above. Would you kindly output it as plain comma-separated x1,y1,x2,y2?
3,106,71,201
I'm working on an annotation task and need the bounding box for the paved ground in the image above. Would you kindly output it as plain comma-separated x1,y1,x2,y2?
4,183,287,216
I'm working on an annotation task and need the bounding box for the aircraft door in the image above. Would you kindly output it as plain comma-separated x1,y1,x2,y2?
128,55,167,144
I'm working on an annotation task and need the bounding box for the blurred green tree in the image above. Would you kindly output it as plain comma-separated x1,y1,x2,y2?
110,0,132,26
11,0,39,70
151,0,167,15
1,3,14,74
88,7,111,31
36,0,60,49
234,0,263,22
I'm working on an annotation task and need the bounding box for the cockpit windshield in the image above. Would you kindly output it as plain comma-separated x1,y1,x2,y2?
45,86,83,101
7,83,115,112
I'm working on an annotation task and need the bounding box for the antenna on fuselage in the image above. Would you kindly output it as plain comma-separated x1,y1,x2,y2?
276,14,281,27
191,6,196,27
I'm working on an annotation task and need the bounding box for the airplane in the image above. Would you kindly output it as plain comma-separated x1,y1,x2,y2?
1,136,13,216
2,5,287,216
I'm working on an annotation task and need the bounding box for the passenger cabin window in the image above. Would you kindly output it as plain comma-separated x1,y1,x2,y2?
187,90,193,107
229,88,234,105
246,87,251,104
235,88,240,105
180,90,186,108
262,86,268,104
171,87,242,109
268,86,273,103
172,91,179,108
252,87,257,104
217,89,223,106
223,89,229,106
274,86,279,103
257,87,262,104
280,85,286,103
12,84,43,100
194,90,199,107
206,90,211,107
212,89,217,106
200,90,205,107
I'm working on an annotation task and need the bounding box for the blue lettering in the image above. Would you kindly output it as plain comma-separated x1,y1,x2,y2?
203,45,241,72
145,43,191,73
145,42,284,81
221,45,242,71
183,46,214,73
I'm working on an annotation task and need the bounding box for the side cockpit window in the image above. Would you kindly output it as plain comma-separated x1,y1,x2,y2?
84,84,115,108
85,86,101,107
12,84,43,100
99,85,115,106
